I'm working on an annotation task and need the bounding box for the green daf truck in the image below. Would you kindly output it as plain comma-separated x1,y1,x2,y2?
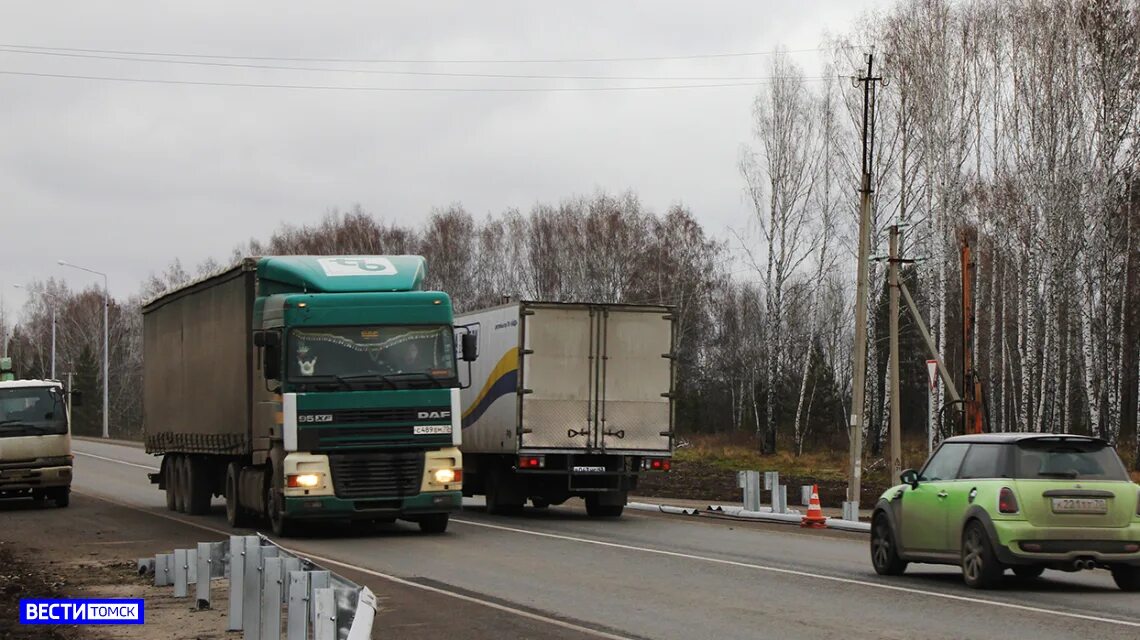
143,255,476,536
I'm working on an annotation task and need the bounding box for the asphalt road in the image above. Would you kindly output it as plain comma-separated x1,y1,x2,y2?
68,439,1140,640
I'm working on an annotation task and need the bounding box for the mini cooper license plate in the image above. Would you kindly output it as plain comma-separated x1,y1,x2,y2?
1051,497,1108,514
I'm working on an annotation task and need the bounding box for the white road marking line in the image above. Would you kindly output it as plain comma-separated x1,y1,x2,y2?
77,446,1140,630
74,450,160,471
449,519,1140,629
69,470,634,640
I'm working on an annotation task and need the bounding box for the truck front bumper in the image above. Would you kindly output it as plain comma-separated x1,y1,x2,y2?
992,520,1140,567
283,490,462,520
0,464,72,495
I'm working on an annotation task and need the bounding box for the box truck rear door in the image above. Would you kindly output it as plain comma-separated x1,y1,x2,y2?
520,306,597,449
598,308,672,452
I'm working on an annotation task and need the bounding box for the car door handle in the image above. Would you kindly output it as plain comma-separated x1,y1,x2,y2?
937,491,948,499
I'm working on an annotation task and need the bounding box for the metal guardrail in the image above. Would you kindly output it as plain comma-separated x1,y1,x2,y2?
139,534,377,640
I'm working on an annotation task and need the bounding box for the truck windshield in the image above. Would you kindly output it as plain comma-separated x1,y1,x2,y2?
0,387,69,437
288,325,457,388
1014,440,1129,481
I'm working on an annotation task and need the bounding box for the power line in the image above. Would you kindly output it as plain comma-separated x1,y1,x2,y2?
0,69,808,92
0,43,857,65
0,47,829,82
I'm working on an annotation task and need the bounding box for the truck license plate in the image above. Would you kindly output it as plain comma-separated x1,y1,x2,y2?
573,466,606,473
413,425,452,435
1051,498,1108,514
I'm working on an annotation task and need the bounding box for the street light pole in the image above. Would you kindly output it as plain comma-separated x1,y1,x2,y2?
58,260,109,439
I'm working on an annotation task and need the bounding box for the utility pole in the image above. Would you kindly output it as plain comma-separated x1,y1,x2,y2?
847,50,883,513
888,225,903,484
961,239,984,435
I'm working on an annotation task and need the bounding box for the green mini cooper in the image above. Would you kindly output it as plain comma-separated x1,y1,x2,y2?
870,433,1140,590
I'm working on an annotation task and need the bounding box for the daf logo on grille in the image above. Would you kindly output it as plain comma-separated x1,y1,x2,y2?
418,410,451,420
298,414,334,423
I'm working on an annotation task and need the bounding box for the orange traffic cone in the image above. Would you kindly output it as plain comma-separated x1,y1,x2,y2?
800,484,827,529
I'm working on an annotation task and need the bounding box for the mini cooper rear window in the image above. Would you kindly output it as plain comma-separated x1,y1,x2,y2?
1014,440,1128,481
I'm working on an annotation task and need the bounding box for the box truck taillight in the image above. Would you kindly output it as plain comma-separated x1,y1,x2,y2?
641,458,671,472
518,455,545,469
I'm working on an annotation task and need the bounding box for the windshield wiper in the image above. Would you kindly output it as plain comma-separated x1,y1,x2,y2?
334,373,399,389
381,372,445,388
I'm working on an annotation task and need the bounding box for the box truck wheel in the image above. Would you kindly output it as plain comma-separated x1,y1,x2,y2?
184,456,212,515
49,487,70,508
225,462,252,528
417,514,449,534
485,469,524,515
164,456,178,511
585,494,625,518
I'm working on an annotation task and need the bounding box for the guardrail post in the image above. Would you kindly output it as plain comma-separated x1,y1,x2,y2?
196,542,213,609
738,470,761,512
286,571,310,640
346,587,378,640
242,536,262,638
228,536,246,631
308,571,331,631
313,587,336,640
260,557,284,640
281,558,301,604
155,553,172,587
801,485,812,507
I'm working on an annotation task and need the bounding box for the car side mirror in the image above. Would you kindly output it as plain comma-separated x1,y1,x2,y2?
900,468,919,488
461,333,478,362
70,389,83,407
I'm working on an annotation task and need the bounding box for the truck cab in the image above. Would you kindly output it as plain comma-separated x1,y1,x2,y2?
0,358,77,508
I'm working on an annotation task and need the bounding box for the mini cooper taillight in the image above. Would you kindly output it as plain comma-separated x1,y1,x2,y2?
999,487,1019,514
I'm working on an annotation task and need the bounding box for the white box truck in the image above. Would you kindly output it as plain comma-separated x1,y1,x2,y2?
455,302,674,517
0,357,79,508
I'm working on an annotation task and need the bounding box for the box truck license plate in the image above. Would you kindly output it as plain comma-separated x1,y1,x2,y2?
573,466,607,473
413,425,453,435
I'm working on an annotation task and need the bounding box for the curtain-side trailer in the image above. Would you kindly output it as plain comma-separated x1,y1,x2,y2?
455,301,674,517
143,255,475,536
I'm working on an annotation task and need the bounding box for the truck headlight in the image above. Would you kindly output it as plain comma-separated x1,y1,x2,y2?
433,468,460,484
287,473,322,488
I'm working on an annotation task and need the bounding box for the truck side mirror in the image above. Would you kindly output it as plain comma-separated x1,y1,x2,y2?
461,333,478,362
264,343,282,380
70,389,83,407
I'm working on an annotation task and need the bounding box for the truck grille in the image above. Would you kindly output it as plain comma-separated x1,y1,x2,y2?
302,407,449,424
328,451,423,499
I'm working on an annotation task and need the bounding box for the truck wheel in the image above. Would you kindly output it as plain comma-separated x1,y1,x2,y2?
164,455,179,512
49,487,70,508
225,462,251,528
184,456,212,515
178,455,193,514
485,471,523,515
267,470,299,537
418,514,449,534
585,496,624,518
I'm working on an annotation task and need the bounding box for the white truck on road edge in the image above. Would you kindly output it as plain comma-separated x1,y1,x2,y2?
455,302,675,517
0,357,79,508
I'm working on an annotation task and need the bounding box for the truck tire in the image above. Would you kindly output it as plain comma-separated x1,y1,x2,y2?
184,456,212,515
164,456,178,512
172,455,190,513
585,495,624,518
418,514,449,534
225,462,252,528
266,467,299,537
50,487,70,508
485,470,523,515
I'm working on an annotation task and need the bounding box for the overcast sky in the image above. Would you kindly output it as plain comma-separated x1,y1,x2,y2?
0,1,889,314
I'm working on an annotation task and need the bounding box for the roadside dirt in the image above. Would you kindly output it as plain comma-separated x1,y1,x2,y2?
635,457,890,508
0,500,228,640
